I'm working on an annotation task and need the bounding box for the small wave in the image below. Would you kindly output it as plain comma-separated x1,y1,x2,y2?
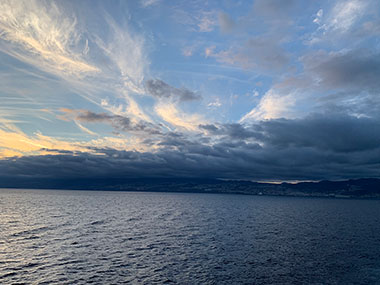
22,262,41,269
10,226,51,238
0,271,17,279
90,220,107,225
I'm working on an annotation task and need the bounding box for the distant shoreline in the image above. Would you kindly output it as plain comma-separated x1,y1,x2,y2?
1,178,380,199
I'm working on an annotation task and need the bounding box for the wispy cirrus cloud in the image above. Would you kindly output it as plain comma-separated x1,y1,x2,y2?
0,0,99,77
307,0,378,44
197,12,217,32
141,0,160,8
325,0,367,33
240,89,297,121
92,13,147,95
155,102,204,131
0,0,151,124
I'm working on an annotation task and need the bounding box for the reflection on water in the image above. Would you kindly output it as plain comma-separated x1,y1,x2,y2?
1,189,380,284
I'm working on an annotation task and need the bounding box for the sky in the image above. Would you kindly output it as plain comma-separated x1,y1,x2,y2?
0,0,380,183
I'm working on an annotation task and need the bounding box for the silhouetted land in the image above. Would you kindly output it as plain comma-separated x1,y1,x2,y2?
1,177,380,198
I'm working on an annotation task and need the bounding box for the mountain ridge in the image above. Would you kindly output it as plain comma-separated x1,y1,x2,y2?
1,177,379,198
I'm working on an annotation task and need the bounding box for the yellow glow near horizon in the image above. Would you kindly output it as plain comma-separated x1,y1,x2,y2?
0,126,89,158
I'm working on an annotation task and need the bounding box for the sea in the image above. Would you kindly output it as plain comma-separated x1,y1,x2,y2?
1,189,380,284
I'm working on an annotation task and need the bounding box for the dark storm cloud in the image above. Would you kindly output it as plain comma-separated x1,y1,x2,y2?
199,124,219,133
65,109,161,135
200,123,262,140
223,123,262,140
303,50,380,91
295,49,380,118
2,114,380,183
205,115,380,153
77,111,112,122
145,79,201,102
255,115,380,152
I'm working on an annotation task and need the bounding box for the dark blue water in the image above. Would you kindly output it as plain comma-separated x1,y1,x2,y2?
1,189,380,284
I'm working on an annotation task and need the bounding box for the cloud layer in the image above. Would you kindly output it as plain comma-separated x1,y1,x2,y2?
1,113,380,182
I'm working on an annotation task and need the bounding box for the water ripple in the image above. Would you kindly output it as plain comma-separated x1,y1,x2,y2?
1,189,380,284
